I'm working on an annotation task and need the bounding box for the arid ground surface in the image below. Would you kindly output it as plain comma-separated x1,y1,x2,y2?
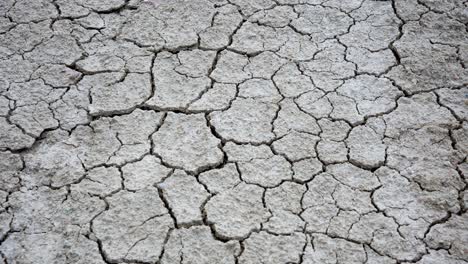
0,0,467,263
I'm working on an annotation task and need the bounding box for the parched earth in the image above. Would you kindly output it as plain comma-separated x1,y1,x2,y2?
0,0,467,263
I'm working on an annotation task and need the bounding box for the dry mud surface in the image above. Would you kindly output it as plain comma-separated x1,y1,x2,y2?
0,0,467,263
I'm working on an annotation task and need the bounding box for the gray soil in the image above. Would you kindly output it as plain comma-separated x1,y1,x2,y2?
0,0,467,263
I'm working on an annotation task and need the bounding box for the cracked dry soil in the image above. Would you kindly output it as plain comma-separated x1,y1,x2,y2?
0,0,467,263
